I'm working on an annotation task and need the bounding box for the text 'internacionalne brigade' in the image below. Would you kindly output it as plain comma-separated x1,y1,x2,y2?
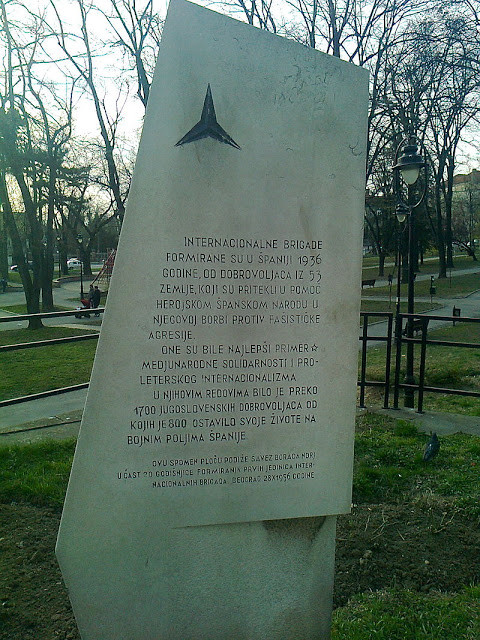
117,234,326,490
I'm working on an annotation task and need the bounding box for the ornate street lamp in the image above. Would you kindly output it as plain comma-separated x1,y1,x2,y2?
395,202,409,224
393,137,426,185
394,202,408,320
392,133,427,409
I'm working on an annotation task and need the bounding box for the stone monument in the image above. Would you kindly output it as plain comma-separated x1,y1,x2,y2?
56,1,368,637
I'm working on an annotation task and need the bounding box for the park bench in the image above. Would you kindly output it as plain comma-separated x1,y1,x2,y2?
361,278,376,288
403,317,429,336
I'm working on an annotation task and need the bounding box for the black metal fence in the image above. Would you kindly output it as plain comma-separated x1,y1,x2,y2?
358,312,394,409
1,309,479,412
359,311,480,413
394,313,480,413
0,309,102,408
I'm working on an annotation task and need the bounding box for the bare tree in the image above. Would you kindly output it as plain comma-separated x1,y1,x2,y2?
365,145,398,275
377,9,480,277
50,0,130,224
217,0,279,31
284,0,353,55
451,170,480,260
0,0,78,322
96,0,163,108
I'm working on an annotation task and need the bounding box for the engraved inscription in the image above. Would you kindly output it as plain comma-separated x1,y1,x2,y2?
120,233,325,490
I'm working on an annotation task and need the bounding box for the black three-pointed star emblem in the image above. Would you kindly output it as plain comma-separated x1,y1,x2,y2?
175,84,241,150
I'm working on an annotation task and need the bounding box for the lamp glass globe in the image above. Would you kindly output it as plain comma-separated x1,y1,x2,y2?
401,166,420,185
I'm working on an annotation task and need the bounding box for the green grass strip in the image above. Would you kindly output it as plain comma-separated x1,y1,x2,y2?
362,254,479,278
0,439,76,508
360,300,441,320
361,271,480,298
354,414,480,514
364,323,480,416
1,414,478,514
0,304,71,314
332,586,480,640
0,327,97,401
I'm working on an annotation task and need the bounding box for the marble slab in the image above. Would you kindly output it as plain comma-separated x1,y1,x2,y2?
56,1,368,636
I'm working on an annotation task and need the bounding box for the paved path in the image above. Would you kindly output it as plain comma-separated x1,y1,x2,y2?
362,263,480,300
0,280,97,442
362,288,480,344
371,406,480,437
1,267,479,443
0,279,102,330
363,255,479,277
360,259,480,340
0,388,88,432
2,398,478,445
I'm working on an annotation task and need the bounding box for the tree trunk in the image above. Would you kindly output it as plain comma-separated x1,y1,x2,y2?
378,251,385,276
444,160,455,269
0,207,8,279
434,181,447,278
41,159,57,311
41,251,55,310
10,170,44,327
80,246,93,276
327,0,341,57
468,248,478,261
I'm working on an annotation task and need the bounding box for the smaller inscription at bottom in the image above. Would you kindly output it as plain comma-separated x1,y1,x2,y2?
116,451,317,490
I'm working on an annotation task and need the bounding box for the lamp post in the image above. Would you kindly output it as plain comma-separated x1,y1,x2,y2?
56,236,62,278
394,202,408,316
392,133,427,408
77,234,84,299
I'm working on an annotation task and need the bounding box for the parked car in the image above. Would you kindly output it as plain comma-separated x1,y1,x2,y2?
67,258,82,269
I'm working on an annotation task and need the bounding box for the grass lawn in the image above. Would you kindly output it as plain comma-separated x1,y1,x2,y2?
332,586,480,640
354,413,480,513
0,413,478,638
0,326,98,401
365,322,480,415
5,272,22,284
2,315,479,416
4,412,478,513
0,438,76,507
361,270,480,298
1,255,479,636
360,299,441,320
0,303,71,314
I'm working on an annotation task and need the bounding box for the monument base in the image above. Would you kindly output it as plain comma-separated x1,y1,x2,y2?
168,516,336,640
57,2,367,637
66,515,336,639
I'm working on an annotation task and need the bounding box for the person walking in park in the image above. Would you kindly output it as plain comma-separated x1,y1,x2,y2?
87,284,94,307
92,286,101,316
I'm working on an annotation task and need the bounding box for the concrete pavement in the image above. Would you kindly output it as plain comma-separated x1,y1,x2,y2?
0,280,97,443
360,259,480,339
1,267,479,444
371,406,480,437
362,288,480,345
0,278,102,330
0,388,88,432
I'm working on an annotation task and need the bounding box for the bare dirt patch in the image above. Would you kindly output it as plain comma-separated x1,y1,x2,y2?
335,501,479,607
1,501,479,639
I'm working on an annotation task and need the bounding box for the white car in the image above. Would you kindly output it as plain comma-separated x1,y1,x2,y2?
67,258,82,269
